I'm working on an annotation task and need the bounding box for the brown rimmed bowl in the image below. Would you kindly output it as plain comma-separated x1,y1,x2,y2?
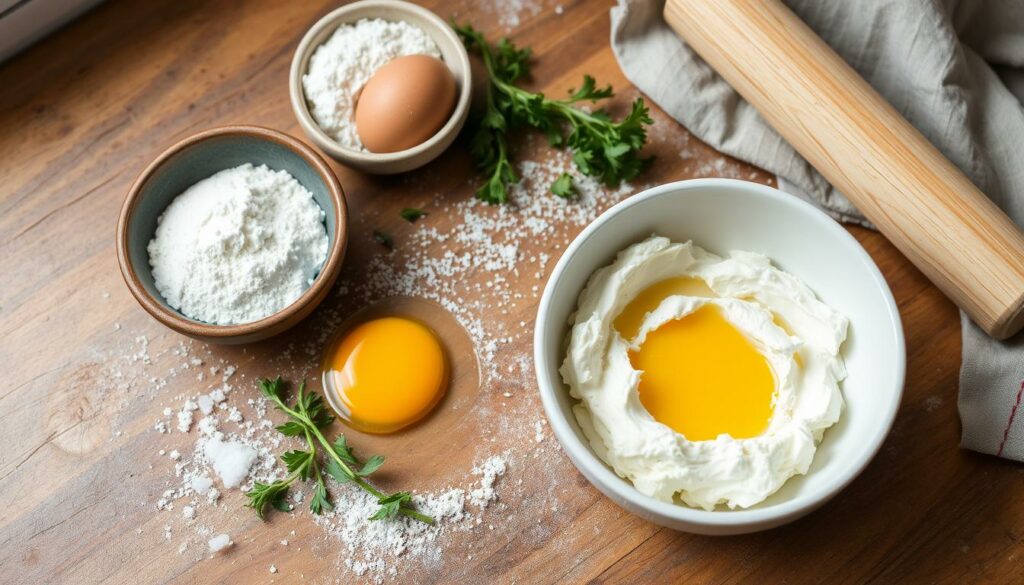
116,125,348,344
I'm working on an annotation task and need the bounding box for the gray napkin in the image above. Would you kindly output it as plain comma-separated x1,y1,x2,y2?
610,0,1024,460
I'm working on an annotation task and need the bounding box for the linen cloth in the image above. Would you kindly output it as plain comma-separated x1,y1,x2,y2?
610,0,1024,460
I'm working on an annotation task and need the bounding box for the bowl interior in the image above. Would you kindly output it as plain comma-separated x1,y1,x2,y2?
537,179,904,527
125,133,340,325
292,0,471,162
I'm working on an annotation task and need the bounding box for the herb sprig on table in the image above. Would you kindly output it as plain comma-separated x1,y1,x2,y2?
454,23,653,204
245,377,433,524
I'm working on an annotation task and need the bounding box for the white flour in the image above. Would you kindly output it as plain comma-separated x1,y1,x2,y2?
302,18,441,149
148,163,328,325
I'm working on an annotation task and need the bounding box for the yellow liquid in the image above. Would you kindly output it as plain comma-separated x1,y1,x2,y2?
325,317,448,434
616,281,774,441
613,277,717,341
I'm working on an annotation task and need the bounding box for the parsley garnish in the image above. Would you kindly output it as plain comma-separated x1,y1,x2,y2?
455,23,653,204
550,172,576,199
400,208,428,223
245,377,432,524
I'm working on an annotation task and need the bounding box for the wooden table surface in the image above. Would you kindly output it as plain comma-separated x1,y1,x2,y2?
2,0,1022,583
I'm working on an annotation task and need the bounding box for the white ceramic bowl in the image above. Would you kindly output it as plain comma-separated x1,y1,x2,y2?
534,179,905,535
289,0,471,174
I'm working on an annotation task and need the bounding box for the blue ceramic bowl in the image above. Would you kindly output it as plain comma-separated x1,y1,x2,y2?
116,126,348,344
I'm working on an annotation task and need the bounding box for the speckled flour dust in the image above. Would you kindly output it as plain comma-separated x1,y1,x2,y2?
96,140,645,584
74,89,773,582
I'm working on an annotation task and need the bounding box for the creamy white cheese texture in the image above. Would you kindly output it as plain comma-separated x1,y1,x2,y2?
559,236,848,510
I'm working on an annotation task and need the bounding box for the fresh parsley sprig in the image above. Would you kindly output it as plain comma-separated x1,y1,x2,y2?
455,23,653,204
550,172,576,199
245,377,433,524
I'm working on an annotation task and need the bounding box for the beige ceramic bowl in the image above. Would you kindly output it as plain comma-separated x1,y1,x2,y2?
289,0,472,174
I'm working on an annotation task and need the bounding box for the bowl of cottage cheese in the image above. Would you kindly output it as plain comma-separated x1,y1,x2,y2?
534,179,904,534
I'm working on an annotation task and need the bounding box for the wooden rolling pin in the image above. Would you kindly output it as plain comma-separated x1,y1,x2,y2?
664,0,1024,340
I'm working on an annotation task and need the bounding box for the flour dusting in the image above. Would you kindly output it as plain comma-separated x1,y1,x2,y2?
148,163,328,325
302,18,441,149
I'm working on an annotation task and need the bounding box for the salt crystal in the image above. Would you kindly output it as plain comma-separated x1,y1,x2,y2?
177,410,193,433
190,475,214,495
182,506,195,520
208,534,232,553
197,395,214,415
269,565,278,574
204,437,257,488
169,450,181,461
197,416,219,436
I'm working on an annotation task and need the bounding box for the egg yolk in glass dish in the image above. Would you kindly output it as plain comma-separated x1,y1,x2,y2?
615,279,775,442
324,317,448,434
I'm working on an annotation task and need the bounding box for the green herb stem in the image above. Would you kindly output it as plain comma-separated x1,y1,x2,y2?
251,378,433,525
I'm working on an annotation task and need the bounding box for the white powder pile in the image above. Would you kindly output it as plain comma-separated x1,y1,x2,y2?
314,455,508,582
148,163,328,325
302,18,441,148
203,437,257,489
208,534,233,553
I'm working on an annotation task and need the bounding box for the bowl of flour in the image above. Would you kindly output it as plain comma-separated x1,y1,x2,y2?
289,0,472,174
117,125,348,344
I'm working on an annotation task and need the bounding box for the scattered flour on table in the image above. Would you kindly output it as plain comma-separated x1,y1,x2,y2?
148,163,328,325
203,437,257,489
314,455,508,580
302,18,441,148
105,139,644,582
208,533,233,553
324,147,639,387
455,0,544,30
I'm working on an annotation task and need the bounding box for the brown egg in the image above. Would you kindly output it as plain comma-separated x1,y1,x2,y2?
355,54,457,153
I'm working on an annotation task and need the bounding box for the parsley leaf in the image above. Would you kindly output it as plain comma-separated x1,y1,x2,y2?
246,480,293,519
310,477,332,515
400,208,427,223
454,23,652,204
550,173,576,199
245,377,433,525
369,492,413,521
358,455,385,477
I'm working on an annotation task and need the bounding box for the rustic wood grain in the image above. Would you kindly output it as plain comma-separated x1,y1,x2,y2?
1,0,1021,584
